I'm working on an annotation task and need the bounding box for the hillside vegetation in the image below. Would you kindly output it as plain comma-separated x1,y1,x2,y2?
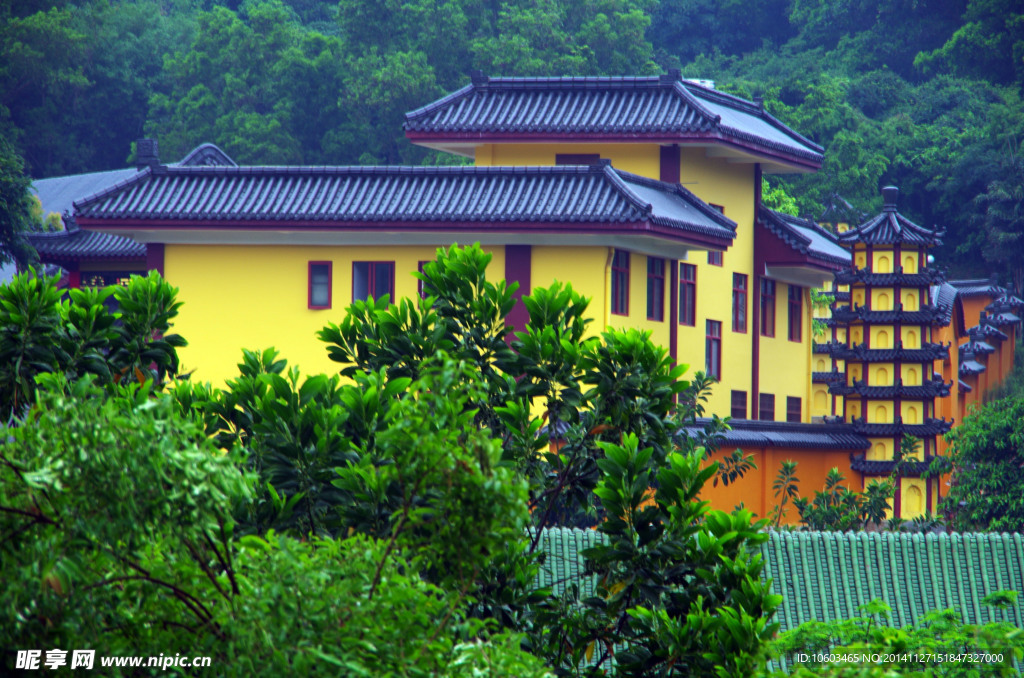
2,0,1022,281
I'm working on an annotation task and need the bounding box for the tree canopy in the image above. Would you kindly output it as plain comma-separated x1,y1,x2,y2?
2,0,1024,278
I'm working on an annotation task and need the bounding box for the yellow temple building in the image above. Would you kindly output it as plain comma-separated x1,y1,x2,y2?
27,72,1022,522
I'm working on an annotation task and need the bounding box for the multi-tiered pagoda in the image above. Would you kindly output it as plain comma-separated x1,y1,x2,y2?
827,186,952,518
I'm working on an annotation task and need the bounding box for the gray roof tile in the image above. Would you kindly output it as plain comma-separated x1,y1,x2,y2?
404,75,823,167
73,164,737,245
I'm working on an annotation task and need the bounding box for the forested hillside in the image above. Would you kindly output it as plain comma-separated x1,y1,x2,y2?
2,0,1022,282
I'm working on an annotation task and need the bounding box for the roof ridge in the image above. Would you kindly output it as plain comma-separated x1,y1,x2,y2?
615,169,738,231
73,167,151,211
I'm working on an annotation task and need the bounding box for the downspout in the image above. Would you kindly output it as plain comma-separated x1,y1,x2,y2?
752,164,763,418
604,247,614,330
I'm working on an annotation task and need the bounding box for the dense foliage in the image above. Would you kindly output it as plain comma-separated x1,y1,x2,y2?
1,249,773,675
2,0,1023,281
940,396,1024,532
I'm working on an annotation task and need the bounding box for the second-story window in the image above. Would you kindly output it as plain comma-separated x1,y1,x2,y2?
707,251,723,266
788,285,803,342
705,320,722,380
679,263,696,326
759,393,775,421
731,390,747,419
308,261,332,309
647,257,665,321
760,278,776,337
732,273,747,333
611,249,630,315
353,261,395,301
787,396,802,423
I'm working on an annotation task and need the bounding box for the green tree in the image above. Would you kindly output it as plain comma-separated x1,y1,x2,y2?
0,136,37,268
973,145,1024,293
941,396,1024,532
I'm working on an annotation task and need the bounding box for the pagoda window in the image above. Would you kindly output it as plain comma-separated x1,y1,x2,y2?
875,366,890,385
611,250,630,316
903,291,918,311
906,405,920,424
816,358,826,372
876,254,891,273
870,442,886,460
903,255,917,273
903,366,920,385
856,252,867,269
849,364,862,386
813,389,827,413
875,329,890,349
874,291,891,310
874,404,888,422
904,484,924,518
853,289,865,307
851,327,863,344
848,401,862,420
904,329,919,348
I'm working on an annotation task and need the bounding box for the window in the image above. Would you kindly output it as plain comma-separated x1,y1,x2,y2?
760,278,776,337
731,390,747,419
678,263,696,326
705,320,721,380
308,261,332,309
786,396,802,423
788,285,803,342
417,260,430,299
611,250,630,315
647,257,665,321
707,251,723,266
732,273,747,333
353,261,395,301
758,393,775,421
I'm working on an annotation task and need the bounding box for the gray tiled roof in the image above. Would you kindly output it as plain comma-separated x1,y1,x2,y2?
404,75,823,167
32,168,139,221
73,163,737,244
678,418,869,450
27,228,145,260
759,207,852,267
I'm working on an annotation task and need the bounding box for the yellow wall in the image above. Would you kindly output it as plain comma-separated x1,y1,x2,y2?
476,143,661,178
757,283,812,420
166,244,505,385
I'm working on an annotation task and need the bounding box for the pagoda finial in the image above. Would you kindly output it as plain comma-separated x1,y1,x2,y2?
882,186,899,212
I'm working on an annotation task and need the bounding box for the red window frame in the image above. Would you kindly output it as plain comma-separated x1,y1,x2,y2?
758,393,775,421
707,251,723,266
760,278,776,337
787,396,802,423
647,257,665,321
308,261,332,309
611,249,630,316
732,273,747,333
788,285,803,342
678,263,696,326
705,319,722,380
730,390,747,419
352,261,395,302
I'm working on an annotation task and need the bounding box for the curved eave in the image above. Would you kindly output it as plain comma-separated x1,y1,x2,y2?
77,217,735,254
405,130,822,173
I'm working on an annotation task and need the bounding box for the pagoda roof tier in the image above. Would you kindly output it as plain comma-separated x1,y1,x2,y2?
959,338,995,357
973,320,1008,343
829,376,952,399
823,340,949,362
812,370,843,384
404,73,823,173
831,304,946,325
833,266,945,287
812,342,832,354
837,186,944,246
849,454,942,476
850,417,952,437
